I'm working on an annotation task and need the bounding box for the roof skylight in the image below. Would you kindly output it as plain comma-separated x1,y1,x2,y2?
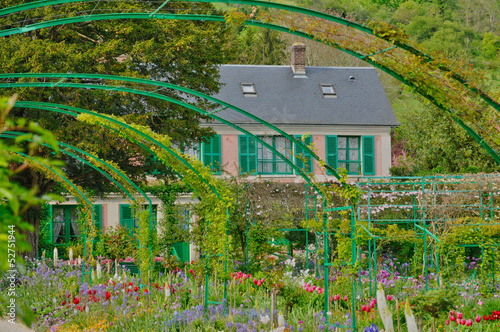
241,83,257,96
320,84,337,98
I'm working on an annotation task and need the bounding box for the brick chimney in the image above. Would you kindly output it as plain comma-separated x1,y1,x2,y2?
291,42,306,76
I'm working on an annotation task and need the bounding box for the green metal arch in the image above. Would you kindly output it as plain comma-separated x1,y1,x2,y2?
9,150,95,254
11,100,224,200
0,0,498,113
10,151,92,207
0,14,498,164
13,101,227,218
10,103,211,201
2,131,137,203
5,84,325,191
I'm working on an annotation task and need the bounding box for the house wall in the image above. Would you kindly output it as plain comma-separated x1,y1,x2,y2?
209,123,393,179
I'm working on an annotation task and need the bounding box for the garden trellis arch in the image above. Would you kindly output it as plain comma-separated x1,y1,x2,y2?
10,100,238,304
2,130,158,284
9,150,95,265
0,0,499,164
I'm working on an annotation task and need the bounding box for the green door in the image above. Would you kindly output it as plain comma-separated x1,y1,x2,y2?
173,242,190,263
120,204,135,236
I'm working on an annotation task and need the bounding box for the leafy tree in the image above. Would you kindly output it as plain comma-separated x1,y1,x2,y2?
482,32,500,59
0,0,236,256
233,27,286,65
391,93,500,175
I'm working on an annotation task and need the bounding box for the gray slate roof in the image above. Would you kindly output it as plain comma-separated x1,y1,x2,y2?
212,65,399,126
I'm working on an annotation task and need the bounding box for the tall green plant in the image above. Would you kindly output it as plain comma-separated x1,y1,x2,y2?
0,95,62,324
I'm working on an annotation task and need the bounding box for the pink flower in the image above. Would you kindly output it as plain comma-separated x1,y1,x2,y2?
457,312,463,319
445,320,450,325
387,295,392,301
475,315,481,323
344,295,348,301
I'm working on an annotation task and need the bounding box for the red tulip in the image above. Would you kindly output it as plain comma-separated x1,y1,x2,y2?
73,297,80,305
105,291,111,300
445,320,450,325
475,315,481,323
344,295,348,301
387,295,392,301
457,312,463,319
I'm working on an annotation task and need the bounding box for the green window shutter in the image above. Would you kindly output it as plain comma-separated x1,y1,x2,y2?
325,135,338,175
294,135,313,173
362,136,375,175
120,204,134,236
239,135,257,174
202,135,221,174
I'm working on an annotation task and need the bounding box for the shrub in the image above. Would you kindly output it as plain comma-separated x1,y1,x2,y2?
94,226,137,260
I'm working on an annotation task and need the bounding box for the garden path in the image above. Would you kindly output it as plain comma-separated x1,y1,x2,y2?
0,319,34,332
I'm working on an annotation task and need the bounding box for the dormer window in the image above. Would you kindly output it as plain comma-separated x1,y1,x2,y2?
320,84,337,98
241,83,257,96
349,76,356,81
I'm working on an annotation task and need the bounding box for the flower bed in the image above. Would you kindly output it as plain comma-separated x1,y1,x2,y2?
1,254,499,332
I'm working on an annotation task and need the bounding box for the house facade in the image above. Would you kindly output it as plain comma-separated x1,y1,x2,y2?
194,43,398,180
48,43,398,261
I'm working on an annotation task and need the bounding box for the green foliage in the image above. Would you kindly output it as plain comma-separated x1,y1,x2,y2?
0,94,65,324
144,181,191,253
391,97,500,175
412,287,458,318
137,209,150,282
482,32,500,60
94,226,137,260
232,26,286,65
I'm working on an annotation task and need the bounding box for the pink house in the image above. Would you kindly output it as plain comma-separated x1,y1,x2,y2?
195,43,399,181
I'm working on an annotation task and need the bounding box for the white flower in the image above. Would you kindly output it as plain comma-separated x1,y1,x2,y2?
96,262,102,278
260,315,270,325
277,312,285,327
